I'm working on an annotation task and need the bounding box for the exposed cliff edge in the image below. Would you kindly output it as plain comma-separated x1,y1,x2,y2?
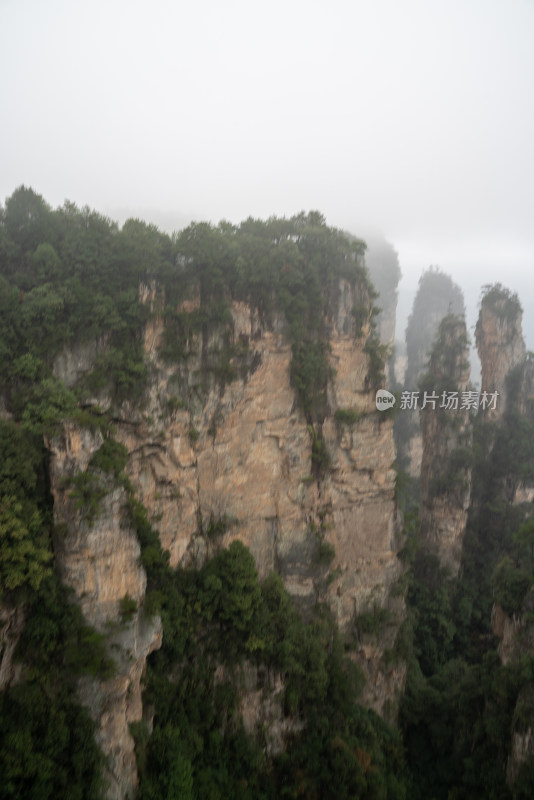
47,422,162,800
47,274,405,793
138,281,405,711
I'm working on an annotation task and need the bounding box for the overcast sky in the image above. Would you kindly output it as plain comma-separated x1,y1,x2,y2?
2,0,534,346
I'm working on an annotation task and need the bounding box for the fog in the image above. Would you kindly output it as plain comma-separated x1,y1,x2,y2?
2,0,534,345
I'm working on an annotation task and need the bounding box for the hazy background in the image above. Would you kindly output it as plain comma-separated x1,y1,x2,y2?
2,0,534,355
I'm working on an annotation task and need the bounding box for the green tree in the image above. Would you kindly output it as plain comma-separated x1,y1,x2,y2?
2,186,55,287
31,242,63,281
0,495,51,596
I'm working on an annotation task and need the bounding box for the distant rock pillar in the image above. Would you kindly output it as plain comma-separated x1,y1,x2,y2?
475,286,525,421
419,315,472,575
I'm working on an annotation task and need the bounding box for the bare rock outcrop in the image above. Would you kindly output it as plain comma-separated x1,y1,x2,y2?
46,276,406,796
126,285,404,674
216,661,304,757
47,422,162,800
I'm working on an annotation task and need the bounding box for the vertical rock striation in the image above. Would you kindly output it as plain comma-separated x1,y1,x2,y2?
128,282,405,651
475,285,525,421
48,423,162,800
46,271,406,796
400,269,465,478
419,315,472,575
132,280,404,710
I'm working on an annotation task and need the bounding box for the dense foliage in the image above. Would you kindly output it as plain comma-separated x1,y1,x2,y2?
0,416,114,798
398,297,534,798
133,531,406,800
0,186,380,470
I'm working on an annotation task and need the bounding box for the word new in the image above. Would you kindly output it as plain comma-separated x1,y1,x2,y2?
399,390,499,411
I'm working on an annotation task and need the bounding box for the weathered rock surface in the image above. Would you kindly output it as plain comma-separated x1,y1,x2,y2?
78,615,162,800
0,604,25,691
216,661,304,757
53,337,109,389
419,316,472,575
47,278,405,796
401,270,465,478
47,422,162,800
491,602,528,666
118,283,403,647
508,726,534,785
475,290,525,420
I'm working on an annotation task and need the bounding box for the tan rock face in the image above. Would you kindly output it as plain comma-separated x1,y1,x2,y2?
47,422,162,800
123,286,403,633
47,279,405,796
77,615,162,800
48,424,146,626
127,286,403,706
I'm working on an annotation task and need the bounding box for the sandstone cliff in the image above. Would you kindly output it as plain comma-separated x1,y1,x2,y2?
478,287,534,788
47,276,405,796
136,281,405,709
47,422,162,800
399,269,465,478
419,315,472,575
475,285,525,421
